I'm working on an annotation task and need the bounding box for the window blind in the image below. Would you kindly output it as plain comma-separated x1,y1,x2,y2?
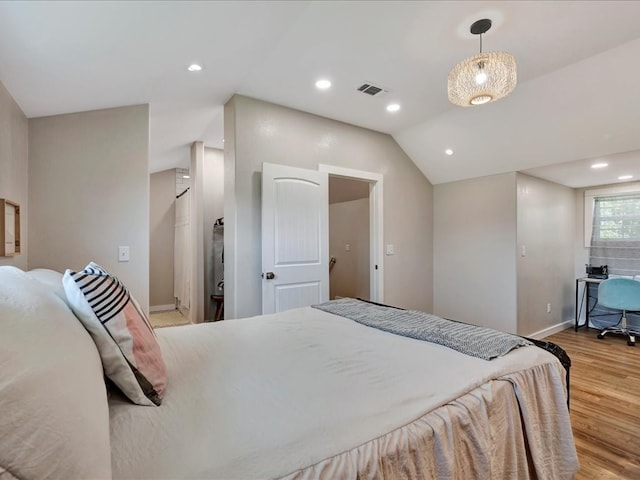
589,193,640,276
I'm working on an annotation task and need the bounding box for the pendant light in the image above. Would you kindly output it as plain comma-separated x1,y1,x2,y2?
447,19,517,107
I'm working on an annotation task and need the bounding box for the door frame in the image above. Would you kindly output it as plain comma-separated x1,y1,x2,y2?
319,164,384,303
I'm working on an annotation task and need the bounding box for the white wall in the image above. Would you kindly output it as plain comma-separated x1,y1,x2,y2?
329,198,369,300
190,142,205,323
150,169,176,309
223,102,237,319
28,105,150,311
0,81,28,270
433,173,518,333
224,95,433,319
516,173,575,336
434,172,576,336
574,187,589,283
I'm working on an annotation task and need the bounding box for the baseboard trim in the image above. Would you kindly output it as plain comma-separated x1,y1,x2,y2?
150,304,176,313
526,320,574,340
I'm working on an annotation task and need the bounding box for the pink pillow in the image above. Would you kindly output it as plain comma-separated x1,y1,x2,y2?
63,262,167,406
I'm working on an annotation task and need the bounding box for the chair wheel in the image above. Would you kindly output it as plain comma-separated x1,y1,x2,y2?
597,333,605,339
628,340,636,346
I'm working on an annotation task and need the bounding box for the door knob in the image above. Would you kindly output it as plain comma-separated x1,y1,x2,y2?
263,272,275,280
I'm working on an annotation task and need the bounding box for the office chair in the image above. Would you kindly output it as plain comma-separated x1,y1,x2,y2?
596,278,640,346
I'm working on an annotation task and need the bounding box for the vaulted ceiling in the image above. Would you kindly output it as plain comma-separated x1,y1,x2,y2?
1,1,639,188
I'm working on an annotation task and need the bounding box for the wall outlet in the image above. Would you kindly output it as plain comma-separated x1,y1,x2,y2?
385,244,394,255
118,246,130,262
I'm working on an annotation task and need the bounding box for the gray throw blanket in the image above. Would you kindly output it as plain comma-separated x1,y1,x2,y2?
312,298,532,360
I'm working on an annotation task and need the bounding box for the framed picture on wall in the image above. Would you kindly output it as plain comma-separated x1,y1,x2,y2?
0,198,20,256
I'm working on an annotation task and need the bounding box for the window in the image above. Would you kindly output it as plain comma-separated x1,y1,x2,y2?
587,189,640,277
584,182,640,246
592,194,640,241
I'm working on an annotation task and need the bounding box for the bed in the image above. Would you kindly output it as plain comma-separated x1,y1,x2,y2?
0,265,579,479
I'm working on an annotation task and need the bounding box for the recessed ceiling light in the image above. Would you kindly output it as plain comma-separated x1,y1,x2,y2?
187,64,202,72
315,79,331,90
445,149,454,156
618,175,633,180
386,103,401,112
591,162,608,169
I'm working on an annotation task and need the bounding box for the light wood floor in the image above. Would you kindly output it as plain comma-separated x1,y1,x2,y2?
546,327,640,479
149,309,190,328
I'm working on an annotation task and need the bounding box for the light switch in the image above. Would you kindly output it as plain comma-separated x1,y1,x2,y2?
521,245,526,257
118,246,130,262
385,244,394,255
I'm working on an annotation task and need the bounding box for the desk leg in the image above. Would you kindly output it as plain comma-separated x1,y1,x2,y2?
575,279,580,331
585,283,590,330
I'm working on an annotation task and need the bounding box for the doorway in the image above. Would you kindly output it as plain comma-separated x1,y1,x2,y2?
148,146,224,324
329,176,370,300
320,165,384,303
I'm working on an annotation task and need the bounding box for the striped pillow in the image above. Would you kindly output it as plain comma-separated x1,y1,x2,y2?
63,262,167,406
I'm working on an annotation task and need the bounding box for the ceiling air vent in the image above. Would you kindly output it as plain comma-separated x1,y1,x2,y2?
357,82,388,97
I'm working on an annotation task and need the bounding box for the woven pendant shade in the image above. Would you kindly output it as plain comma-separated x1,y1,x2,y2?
447,19,517,107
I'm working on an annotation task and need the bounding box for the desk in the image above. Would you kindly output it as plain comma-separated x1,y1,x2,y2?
575,277,604,331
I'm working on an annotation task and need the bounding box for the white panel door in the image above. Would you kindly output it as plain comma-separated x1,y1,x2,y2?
262,162,329,314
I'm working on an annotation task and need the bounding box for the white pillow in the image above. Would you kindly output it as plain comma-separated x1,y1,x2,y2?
63,262,167,406
0,266,112,479
25,268,68,305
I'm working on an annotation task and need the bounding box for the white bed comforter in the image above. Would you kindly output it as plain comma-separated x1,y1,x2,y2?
109,307,578,479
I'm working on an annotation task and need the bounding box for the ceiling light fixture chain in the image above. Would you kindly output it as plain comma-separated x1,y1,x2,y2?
447,18,517,107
